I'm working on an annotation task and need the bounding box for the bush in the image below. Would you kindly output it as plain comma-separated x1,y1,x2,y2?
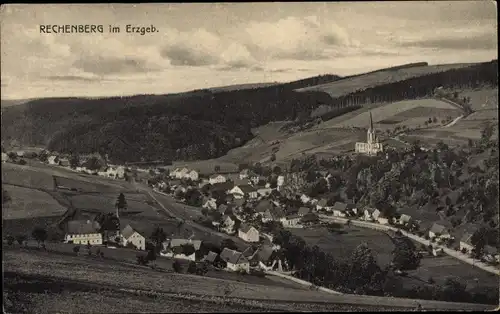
428,276,435,284
173,260,183,273
73,246,80,254
6,235,15,245
18,159,27,165
187,261,197,274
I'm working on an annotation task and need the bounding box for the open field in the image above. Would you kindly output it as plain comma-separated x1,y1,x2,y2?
296,63,473,98
2,163,55,190
449,86,498,111
2,184,67,220
290,226,395,267
404,255,499,292
4,249,494,311
2,216,63,237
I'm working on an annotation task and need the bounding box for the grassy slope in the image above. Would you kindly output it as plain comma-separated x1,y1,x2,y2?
4,249,494,311
295,63,473,97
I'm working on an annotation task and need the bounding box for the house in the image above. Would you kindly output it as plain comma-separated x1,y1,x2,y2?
1,152,8,163
399,214,412,226
185,170,199,181
238,224,260,243
160,238,202,261
115,166,125,179
316,199,329,211
239,169,251,179
300,213,319,225
297,207,310,217
47,155,58,165
202,197,218,210
300,194,311,204
233,198,246,208
331,202,348,217
120,224,147,250
261,206,285,223
219,248,250,273
171,168,189,179
16,151,25,157
280,214,302,228
276,175,285,191
363,207,381,221
59,158,70,167
428,223,451,240
229,185,258,200
209,174,227,185
255,200,273,214
218,204,229,215
251,245,275,267
202,251,220,265
210,181,234,194
459,232,474,253
483,245,499,263
64,220,103,245
221,215,236,233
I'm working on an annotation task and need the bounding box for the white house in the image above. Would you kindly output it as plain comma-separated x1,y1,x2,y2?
276,175,285,191
47,155,59,165
115,166,125,179
209,174,227,185
64,220,103,245
257,187,273,197
202,197,218,210
280,214,302,228
171,168,189,179
238,224,260,243
121,224,147,250
160,239,202,261
221,215,236,233
331,202,348,217
459,232,474,253
300,194,311,204
219,248,250,273
185,170,199,181
399,214,412,226
316,199,329,211
228,185,258,200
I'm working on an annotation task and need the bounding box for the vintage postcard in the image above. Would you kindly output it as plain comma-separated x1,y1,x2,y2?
1,2,498,312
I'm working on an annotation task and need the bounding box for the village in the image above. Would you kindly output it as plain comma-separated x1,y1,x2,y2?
3,144,498,279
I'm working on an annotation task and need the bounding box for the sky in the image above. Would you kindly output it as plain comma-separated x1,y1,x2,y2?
0,2,497,100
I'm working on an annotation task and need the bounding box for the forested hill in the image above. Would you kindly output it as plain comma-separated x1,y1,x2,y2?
0,74,342,163
1,60,497,164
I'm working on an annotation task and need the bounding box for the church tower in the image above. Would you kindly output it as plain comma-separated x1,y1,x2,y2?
367,112,375,144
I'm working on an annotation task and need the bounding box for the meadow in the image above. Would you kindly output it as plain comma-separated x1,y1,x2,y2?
296,63,473,98
290,226,395,267
4,249,492,311
2,184,67,220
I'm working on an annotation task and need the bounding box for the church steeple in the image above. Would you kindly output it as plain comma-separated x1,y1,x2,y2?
369,111,374,131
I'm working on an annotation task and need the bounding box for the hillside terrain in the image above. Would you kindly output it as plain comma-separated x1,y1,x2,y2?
1,61,497,164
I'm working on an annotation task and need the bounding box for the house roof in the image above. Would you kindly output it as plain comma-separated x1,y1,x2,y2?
484,245,498,255
440,190,462,205
220,248,247,264
430,223,449,235
203,251,218,263
254,245,274,262
269,207,285,219
238,185,257,193
364,207,377,214
168,239,202,251
210,174,225,179
66,220,100,235
233,198,245,207
301,213,319,223
255,200,273,213
218,204,228,214
317,199,328,207
242,246,256,258
211,182,234,192
332,202,347,211
239,224,257,234
298,207,310,215
400,214,412,223
285,214,301,220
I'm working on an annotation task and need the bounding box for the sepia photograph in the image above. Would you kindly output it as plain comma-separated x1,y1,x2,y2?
1,2,498,312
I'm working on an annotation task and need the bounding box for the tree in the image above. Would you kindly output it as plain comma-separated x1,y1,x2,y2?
432,117,438,123
115,193,127,217
6,235,15,245
38,151,48,163
272,165,282,175
348,243,384,294
73,245,80,255
391,236,422,271
32,227,48,247
173,260,183,273
16,234,27,245
470,227,487,258
96,213,120,241
201,208,209,217
146,248,157,266
18,159,26,165
220,239,238,251
270,153,276,162
187,261,197,274
2,188,11,204
214,165,221,173
69,154,79,169
150,227,167,252
238,163,249,171
181,244,196,257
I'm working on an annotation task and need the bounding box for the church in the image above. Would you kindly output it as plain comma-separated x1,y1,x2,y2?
355,112,383,156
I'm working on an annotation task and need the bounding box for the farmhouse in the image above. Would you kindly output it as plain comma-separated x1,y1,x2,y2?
161,239,202,261
64,220,103,245
238,224,260,243
219,248,250,273
47,155,58,165
459,232,474,253
120,224,147,250
209,174,227,185
363,207,383,222
171,168,189,179
355,112,383,156
185,170,199,181
297,207,310,217
202,251,220,265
